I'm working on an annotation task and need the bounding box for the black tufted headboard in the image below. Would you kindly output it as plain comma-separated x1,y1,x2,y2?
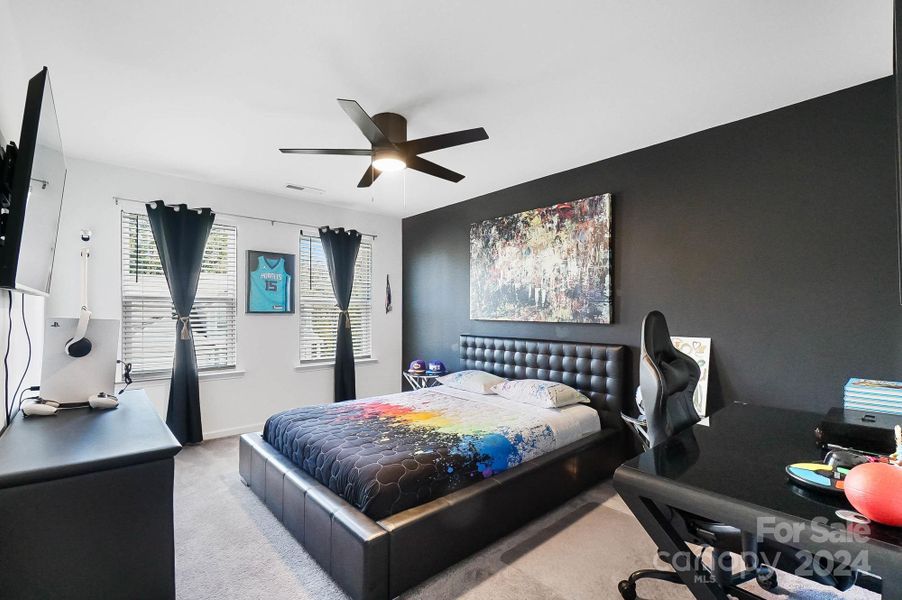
458,335,626,430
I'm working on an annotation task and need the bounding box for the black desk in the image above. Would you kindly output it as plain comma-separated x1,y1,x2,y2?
614,402,902,599
0,390,181,599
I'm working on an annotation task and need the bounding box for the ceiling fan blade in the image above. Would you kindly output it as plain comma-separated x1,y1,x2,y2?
399,127,488,155
337,99,391,147
279,148,372,155
406,156,465,183
357,165,381,188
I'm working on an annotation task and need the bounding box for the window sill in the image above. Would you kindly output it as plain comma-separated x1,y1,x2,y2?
123,368,247,385
295,358,379,372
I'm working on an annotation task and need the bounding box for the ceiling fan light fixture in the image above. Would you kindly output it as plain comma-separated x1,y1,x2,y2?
281,99,487,187
372,148,406,172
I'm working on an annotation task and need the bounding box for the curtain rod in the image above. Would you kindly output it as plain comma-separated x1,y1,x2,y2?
112,196,378,239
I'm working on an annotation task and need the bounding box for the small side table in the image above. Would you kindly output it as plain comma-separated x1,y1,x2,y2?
403,372,444,390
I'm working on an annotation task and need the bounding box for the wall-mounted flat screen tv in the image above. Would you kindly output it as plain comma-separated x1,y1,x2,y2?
0,67,66,296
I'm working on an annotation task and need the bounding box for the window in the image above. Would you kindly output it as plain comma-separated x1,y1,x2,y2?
121,211,238,377
299,233,372,363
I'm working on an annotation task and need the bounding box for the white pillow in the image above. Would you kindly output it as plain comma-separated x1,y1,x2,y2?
490,379,590,408
437,370,507,394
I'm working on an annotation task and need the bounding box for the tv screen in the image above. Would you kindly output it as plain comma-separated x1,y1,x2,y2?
0,67,66,296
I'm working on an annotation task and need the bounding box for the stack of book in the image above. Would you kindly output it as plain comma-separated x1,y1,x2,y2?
844,378,902,416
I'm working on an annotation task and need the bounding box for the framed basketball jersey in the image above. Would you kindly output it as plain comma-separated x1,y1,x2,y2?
246,250,295,313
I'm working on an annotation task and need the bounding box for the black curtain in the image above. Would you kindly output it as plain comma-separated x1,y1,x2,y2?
318,226,362,401
146,201,215,444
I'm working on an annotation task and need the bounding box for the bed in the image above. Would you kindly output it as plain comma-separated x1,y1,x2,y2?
239,335,627,600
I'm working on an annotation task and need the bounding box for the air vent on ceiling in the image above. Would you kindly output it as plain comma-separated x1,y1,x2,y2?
286,184,325,194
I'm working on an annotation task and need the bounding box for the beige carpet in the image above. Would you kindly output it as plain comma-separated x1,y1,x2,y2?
173,437,878,600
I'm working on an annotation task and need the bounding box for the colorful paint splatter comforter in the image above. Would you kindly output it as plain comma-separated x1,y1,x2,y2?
263,386,600,519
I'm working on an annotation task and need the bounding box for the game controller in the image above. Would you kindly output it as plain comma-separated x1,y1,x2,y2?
22,401,59,417
88,392,119,409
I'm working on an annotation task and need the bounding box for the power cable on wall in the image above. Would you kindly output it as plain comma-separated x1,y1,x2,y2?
11,293,32,421
0,292,35,437
2,290,12,430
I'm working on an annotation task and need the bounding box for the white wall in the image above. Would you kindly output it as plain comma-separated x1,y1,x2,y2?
0,6,401,438
45,157,402,437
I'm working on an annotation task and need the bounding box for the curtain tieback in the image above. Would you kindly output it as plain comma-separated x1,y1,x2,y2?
339,308,351,330
179,315,192,340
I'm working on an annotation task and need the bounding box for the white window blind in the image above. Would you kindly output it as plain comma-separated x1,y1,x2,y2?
121,211,238,377
299,233,372,363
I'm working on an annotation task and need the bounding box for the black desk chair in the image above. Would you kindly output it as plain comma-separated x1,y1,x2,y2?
620,311,701,452
618,311,857,600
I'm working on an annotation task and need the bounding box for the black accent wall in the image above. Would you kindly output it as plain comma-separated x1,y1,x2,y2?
402,77,902,414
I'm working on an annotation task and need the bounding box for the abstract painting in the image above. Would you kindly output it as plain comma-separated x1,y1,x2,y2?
469,193,612,323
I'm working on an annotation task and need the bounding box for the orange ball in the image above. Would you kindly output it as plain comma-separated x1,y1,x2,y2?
844,463,902,527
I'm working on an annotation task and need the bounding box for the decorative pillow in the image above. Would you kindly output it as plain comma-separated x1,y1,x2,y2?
490,379,590,408
437,370,507,394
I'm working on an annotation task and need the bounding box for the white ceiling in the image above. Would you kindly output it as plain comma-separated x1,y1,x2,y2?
0,1,892,217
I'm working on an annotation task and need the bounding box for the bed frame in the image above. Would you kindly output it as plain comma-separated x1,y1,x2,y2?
239,335,627,600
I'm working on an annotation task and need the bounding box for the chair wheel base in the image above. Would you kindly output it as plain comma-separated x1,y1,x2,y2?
756,566,778,590
618,580,637,600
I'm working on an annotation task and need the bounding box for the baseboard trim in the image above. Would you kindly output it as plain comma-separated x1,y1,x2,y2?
204,423,264,440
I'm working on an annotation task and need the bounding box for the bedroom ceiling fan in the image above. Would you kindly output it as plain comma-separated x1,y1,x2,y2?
280,99,488,188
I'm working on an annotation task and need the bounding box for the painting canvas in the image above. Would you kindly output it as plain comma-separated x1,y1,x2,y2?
469,193,612,323
670,336,711,417
246,250,295,314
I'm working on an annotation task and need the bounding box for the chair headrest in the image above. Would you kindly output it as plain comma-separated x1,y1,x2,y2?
641,310,675,361
641,310,700,392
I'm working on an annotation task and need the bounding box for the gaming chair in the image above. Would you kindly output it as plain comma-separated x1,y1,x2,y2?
639,310,701,447
619,311,861,599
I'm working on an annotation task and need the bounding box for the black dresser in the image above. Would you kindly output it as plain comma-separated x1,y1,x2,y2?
0,390,181,599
